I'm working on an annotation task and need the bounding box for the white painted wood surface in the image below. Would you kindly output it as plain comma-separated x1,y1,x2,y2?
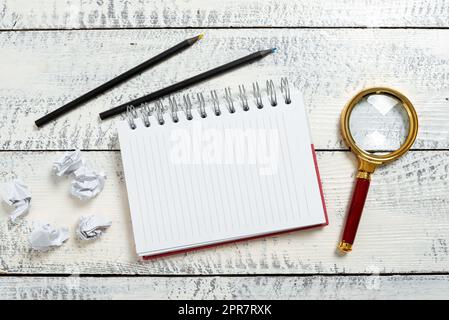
1,0,448,299
1,0,449,29
1,275,449,300
0,151,447,274
0,29,448,151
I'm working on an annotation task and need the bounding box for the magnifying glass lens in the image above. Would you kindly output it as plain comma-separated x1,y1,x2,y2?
349,93,410,154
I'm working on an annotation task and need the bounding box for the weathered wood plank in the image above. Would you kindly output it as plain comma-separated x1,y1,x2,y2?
0,29,448,151
1,0,449,29
0,150,447,274
1,275,449,299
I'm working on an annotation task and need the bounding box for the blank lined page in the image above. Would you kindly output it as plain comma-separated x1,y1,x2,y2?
117,91,327,257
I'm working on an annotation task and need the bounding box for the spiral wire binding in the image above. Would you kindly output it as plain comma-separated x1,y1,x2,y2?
126,106,138,129
224,87,236,113
124,78,292,129
266,79,277,106
210,90,221,116
182,94,193,120
154,100,166,125
280,77,291,104
168,97,179,123
197,92,207,118
252,82,264,109
140,103,152,127
238,85,249,111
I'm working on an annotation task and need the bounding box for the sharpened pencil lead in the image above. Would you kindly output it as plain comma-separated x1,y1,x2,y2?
259,48,276,57
271,48,277,53
188,34,204,44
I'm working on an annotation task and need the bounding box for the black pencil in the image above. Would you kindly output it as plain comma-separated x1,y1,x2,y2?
99,48,276,120
35,34,204,128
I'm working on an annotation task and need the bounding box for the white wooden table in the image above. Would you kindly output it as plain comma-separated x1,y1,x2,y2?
1,0,449,300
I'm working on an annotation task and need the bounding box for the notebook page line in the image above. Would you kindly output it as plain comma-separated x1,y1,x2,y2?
141,134,164,244
202,119,228,235
149,132,172,243
274,113,299,222
161,128,189,241
226,116,249,229
119,129,146,253
138,134,157,246
273,111,296,223
260,114,285,226
235,116,256,229
129,135,151,250
276,113,304,221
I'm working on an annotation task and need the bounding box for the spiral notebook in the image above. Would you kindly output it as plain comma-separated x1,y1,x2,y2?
117,79,328,258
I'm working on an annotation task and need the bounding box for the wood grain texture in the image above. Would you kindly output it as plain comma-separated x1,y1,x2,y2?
1,0,447,300
0,29,448,151
1,0,449,29
1,275,449,299
0,150,447,274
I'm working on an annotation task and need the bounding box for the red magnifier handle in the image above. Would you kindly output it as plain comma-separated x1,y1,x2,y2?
339,176,371,253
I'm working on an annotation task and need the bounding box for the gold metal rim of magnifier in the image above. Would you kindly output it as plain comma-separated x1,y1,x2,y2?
340,87,419,166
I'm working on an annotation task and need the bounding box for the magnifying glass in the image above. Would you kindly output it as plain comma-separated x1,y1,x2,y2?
339,87,418,253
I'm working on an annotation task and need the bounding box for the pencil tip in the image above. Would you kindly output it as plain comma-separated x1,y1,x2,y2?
259,48,276,57
188,34,204,44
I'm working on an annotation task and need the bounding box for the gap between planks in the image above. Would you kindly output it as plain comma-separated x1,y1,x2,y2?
1,149,448,152
2,27,449,33
2,272,449,278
